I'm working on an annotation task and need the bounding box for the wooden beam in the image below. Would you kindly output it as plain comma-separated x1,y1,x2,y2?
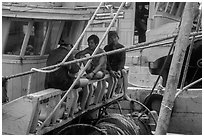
155,2,198,135
2,18,11,53
20,21,33,57
170,2,176,14
54,21,65,48
2,5,91,20
40,21,52,56
4,31,201,81
39,2,125,129
164,2,170,12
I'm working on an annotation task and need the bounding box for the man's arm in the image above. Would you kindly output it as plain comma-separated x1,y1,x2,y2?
66,54,80,75
93,56,106,74
118,50,126,71
104,45,112,71
86,55,106,79
75,48,89,59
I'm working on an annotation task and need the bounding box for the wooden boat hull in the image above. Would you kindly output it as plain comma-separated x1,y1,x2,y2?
127,87,202,135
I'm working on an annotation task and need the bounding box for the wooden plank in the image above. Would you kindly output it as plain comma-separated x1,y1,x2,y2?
36,61,46,91
40,21,52,56
2,18,11,52
80,85,90,110
169,113,202,134
22,63,36,94
20,21,33,57
66,89,81,117
68,20,86,45
164,2,170,12
97,80,106,103
2,5,91,20
54,21,65,48
2,62,13,100
176,3,185,17
11,62,23,99
170,2,176,14
69,89,81,117
27,88,62,101
174,89,202,113
2,96,38,135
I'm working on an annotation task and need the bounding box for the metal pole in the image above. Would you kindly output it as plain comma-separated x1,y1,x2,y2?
39,2,125,129
175,78,202,98
61,2,104,63
4,31,201,80
155,2,198,135
180,6,201,89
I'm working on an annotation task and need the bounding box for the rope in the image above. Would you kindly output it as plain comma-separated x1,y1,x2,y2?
130,99,157,126
143,35,177,107
61,2,104,64
126,34,201,53
16,2,105,80
39,2,126,129
31,67,59,73
175,78,202,98
180,9,202,89
4,31,201,80
26,67,59,94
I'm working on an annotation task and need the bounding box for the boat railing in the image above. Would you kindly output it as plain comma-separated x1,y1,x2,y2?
2,4,201,133
36,2,126,130
3,26,201,135
2,67,129,135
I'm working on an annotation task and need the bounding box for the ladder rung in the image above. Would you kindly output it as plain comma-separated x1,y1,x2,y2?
95,11,124,17
94,15,124,20
74,5,119,10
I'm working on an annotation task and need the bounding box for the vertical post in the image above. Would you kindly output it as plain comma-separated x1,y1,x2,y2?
2,18,11,53
155,2,198,135
61,2,104,63
20,21,33,57
39,2,125,129
180,6,201,89
54,21,65,48
40,21,52,56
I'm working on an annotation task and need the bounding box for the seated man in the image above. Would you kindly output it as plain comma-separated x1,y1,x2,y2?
75,34,107,109
104,31,126,98
44,42,80,91
75,34,107,79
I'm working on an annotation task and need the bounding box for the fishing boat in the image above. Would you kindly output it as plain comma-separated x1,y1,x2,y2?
2,2,202,135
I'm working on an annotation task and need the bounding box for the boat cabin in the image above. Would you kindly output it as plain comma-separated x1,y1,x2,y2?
2,2,130,101
2,2,93,100
2,2,202,135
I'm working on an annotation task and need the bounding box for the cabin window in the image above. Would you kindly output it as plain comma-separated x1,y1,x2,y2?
44,21,62,55
156,2,185,18
4,20,49,56
157,2,167,12
4,21,27,55
27,21,48,55
165,2,173,13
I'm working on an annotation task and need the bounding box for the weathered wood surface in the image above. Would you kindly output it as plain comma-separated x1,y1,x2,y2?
2,96,38,134
2,56,47,100
126,87,202,134
168,90,202,134
2,88,63,135
155,2,198,135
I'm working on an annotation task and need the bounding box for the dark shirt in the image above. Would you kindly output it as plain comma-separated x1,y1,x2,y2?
2,78,8,103
135,7,148,23
104,43,126,72
135,7,148,32
44,46,80,91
